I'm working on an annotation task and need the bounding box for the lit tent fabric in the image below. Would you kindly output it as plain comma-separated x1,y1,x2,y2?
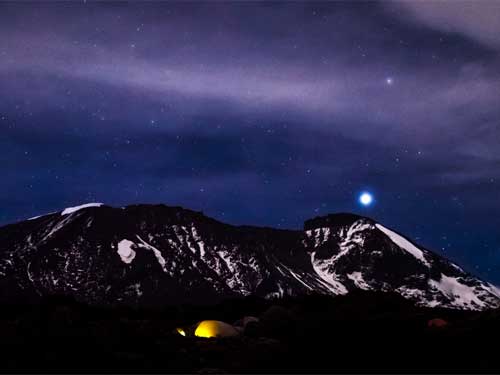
194,320,240,338
176,320,241,338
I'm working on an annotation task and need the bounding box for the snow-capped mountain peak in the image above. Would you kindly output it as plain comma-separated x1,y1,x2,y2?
0,204,498,310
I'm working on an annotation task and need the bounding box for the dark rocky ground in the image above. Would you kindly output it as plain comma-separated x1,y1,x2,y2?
1,291,499,373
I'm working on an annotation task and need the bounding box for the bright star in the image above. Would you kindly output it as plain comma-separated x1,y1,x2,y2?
386,77,393,85
359,192,374,206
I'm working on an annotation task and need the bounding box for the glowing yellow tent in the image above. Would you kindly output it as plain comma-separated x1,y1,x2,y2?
194,320,240,338
176,320,240,338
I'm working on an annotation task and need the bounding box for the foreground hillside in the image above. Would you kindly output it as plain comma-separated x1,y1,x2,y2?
1,292,500,373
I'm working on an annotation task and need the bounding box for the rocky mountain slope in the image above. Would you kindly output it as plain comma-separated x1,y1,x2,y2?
0,203,498,310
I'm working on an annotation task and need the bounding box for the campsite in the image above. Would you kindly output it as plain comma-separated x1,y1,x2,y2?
1,291,500,373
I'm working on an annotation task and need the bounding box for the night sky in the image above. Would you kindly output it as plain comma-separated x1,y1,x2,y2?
1,2,500,283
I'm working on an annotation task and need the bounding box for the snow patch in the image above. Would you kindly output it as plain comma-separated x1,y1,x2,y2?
347,271,371,290
376,224,430,267
396,286,425,300
340,221,372,247
27,261,35,284
43,214,75,240
306,227,331,248
117,240,136,264
28,212,56,221
487,283,500,298
310,252,347,294
279,262,314,291
217,250,236,273
136,236,168,273
429,274,485,309
450,263,464,272
198,241,206,257
133,283,142,297
276,264,287,276
61,203,103,216
267,283,285,299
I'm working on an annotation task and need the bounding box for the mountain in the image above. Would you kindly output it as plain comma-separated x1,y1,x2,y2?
0,203,498,310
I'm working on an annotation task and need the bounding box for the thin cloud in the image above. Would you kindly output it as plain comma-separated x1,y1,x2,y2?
390,0,500,50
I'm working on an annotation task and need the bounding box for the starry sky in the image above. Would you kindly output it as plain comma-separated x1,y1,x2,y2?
1,1,500,283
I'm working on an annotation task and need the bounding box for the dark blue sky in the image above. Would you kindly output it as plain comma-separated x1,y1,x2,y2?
1,1,500,283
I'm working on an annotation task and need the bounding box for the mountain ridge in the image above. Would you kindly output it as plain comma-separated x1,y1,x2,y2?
0,202,498,310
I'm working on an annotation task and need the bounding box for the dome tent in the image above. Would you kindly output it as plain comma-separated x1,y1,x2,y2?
427,318,449,328
233,316,259,328
195,320,240,338
176,320,241,338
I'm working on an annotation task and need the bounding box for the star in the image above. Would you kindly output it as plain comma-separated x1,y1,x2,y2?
385,77,394,85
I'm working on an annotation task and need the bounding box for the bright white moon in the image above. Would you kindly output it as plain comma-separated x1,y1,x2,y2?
359,192,373,206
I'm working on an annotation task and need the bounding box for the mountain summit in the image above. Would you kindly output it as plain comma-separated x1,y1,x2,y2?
0,203,498,310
